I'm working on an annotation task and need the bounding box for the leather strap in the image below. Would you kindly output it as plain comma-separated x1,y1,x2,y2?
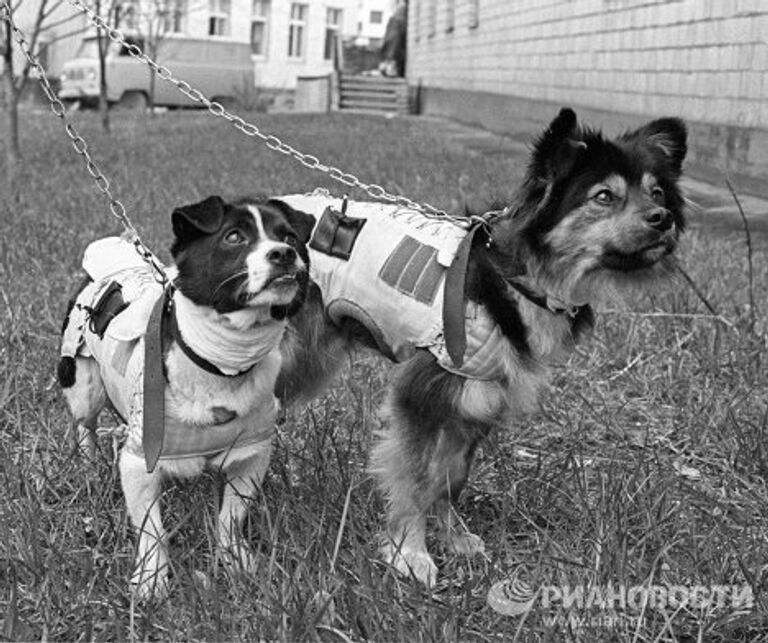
142,287,171,473
508,278,551,312
442,223,483,367
508,278,585,318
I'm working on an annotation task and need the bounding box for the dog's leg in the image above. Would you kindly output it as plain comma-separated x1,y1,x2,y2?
434,378,506,557
120,449,169,600
434,494,486,556
217,439,273,573
60,356,105,458
372,421,466,587
370,423,432,587
371,355,503,587
69,420,98,459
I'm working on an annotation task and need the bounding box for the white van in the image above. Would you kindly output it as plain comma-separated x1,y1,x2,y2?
59,35,253,109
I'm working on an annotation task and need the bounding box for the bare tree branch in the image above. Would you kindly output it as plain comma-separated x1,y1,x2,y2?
17,0,51,93
41,0,67,20
43,24,89,46
726,178,757,334
40,10,87,33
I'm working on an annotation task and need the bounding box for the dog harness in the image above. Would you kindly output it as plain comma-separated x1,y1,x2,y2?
60,237,279,465
279,194,512,381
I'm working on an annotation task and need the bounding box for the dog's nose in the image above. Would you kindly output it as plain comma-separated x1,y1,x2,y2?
267,245,297,266
643,208,673,232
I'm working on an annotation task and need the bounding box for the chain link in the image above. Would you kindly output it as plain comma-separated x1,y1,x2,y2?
0,0,169,284
63,0,470,227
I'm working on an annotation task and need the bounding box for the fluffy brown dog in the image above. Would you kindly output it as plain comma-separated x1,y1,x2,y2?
275,107,687,587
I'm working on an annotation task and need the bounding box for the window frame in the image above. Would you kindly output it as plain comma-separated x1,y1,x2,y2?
162,0,187,34
324,7,343,61
250,0,270,57
427,0,436,38
288,3,308,59
468,0,479,29
446,0,455,33
208,0,231,37
413,0,420,42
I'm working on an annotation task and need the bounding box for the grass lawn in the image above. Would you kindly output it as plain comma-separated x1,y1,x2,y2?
1,109,767,642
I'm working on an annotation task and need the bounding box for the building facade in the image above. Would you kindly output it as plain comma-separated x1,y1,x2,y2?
127,0,361,89
407,0,768,194
239,0,360,89
354,0,396,47
2,1,84,78
6,0,368,90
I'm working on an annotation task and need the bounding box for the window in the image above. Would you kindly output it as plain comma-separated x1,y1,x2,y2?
250,0,270,56
446,0,455,32
427,0,436,37
469,0,479,28
413,0,420,41
119,36,146,56
288,3,307,58
324,7,342,61
208,0,231,37
370,10,383,24
162,0,187,34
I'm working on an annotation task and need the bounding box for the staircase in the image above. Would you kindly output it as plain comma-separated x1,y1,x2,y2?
335,73,410,115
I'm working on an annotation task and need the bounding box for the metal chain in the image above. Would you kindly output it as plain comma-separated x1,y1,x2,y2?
0,1,169,284
64,0,470,227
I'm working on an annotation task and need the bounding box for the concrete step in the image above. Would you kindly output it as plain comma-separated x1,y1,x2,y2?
337,73,410,115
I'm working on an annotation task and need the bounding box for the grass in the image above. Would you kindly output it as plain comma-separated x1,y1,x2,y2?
1,108,767,642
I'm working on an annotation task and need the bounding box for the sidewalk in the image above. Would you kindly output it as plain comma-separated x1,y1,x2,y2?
425,116,768,237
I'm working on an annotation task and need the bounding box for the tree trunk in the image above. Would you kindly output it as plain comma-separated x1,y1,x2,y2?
97,31,110,132
148,67,156,117
3,88,22,169
2,21,22,169
147,39,156,118
95,0,110,132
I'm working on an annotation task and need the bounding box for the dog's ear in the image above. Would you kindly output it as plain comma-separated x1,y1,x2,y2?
530,107,586,182
267,199,316,243
172,195,226,241
624,118,687,176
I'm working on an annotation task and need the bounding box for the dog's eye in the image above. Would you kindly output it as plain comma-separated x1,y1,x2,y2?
224,230,245,245
593,190,614,205
651,187,665,205
284,235,298,247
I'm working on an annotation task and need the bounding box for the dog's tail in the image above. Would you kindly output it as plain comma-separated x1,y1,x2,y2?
57,275,93,389
57,357,77,389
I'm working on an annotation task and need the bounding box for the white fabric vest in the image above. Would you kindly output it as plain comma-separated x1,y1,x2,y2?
60,237,277,460
279,194,510,381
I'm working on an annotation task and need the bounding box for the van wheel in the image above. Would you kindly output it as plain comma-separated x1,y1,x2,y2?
116,91,148,111
212,95,240,111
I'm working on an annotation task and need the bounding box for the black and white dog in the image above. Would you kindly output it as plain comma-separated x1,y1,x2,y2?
58,196,312,599
273,108,688,587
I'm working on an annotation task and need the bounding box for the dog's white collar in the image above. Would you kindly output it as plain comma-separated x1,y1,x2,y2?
172,292,286,376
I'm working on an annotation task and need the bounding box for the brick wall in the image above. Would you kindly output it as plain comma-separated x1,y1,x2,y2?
407,0,768,193
408,0,768,128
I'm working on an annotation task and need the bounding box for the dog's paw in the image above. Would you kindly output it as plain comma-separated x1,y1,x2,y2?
130,563,169,602
442,530,486,556
381,542,438,588
130,543,170,602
